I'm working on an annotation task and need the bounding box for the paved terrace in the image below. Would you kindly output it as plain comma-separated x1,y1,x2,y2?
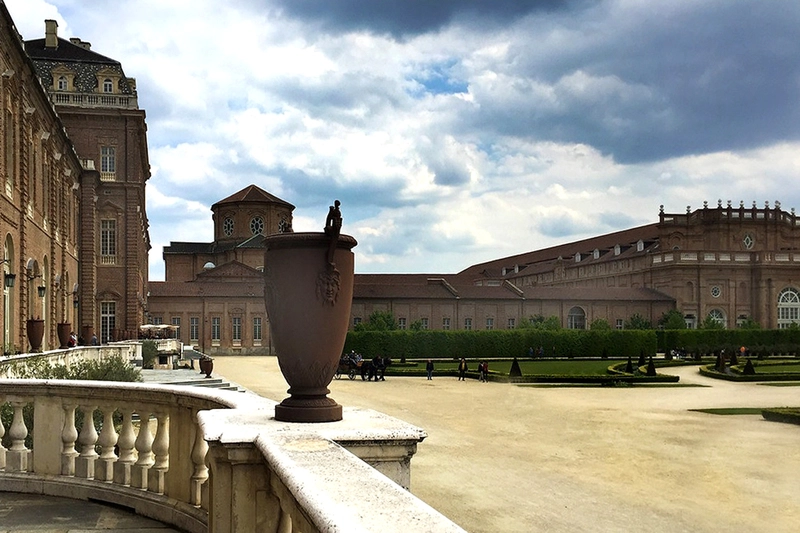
1,357,798,532
212,357,800,533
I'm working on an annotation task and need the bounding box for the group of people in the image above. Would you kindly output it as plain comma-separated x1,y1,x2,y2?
341,350,389,381
66,331,98,347
455,358,490,382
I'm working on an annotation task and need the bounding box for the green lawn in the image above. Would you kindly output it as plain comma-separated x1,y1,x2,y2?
754,363,800,374
420,359,618,376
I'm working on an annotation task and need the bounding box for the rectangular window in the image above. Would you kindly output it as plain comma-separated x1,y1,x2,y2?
464,318,472,330
152,316,163,325
232,317,242,344
486,318,494,330
190,317,199,342
171,316,180,340
442,317,451,330
420,318,429,330
353,317,362,327
253,317,262,345
100,146,116,180
100,219,116,263
100,301,116,344
397,317,406,330
211,317,221,343
507,318,515,329
615,318,624,330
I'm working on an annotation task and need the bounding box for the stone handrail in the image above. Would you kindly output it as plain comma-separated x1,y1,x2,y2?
0,379,465,533
0,344,142,378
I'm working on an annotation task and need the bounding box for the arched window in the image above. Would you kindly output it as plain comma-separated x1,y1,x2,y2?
777,288,800,329
57,76,68,90
567,307,585,330
707,309,726,328
102,78,113,93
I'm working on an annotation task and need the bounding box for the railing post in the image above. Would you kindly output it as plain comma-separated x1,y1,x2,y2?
206,442,274,533
190,411,209,507
32,396,67,476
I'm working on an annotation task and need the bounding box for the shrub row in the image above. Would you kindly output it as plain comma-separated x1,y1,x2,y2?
657,329,800,356
344,329,656,361
762,408,800,425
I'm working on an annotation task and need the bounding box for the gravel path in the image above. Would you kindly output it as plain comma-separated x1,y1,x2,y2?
211,357,800,533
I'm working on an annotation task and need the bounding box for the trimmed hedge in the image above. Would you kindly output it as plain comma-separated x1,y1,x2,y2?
344,329,656,361
762,408,800,425
657,329,800,357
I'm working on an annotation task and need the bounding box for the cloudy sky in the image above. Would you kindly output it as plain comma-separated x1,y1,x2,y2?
7,0,800,280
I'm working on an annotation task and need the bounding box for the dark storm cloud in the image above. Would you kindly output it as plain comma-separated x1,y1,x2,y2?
267,0,573,38
466,2,800,164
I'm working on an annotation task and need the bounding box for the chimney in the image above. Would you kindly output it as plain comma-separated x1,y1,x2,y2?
45,19,58,49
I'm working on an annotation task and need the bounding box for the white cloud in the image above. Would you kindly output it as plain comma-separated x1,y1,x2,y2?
6,0,800,281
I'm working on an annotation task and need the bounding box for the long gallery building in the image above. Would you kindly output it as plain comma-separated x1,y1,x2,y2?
148,186,800,356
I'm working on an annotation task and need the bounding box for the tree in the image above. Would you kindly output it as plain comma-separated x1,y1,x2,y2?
624,313,652,330
354,310,397,331
589,318,612,330
658,309,686,329
699,316,725,330
736,317,761,329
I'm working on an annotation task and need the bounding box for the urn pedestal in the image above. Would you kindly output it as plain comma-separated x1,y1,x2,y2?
264,232,357,423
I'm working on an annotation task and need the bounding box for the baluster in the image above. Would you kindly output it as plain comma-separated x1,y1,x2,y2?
95,405,119,482
75,404,98,479
0,402,7,470
60,403,79,476
147,411,170,494
113,408,136,486
6,401,29,472
190,411,209,506
131,410,154,490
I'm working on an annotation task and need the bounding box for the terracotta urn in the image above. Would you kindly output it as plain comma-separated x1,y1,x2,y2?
264,224,357,423
57,322,72,349
26,318,45,352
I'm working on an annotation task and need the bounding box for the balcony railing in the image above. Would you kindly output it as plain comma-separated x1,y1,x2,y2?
50,91,139,109
0,347,464,533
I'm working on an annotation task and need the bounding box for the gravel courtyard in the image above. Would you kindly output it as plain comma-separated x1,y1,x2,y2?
211,357,800,533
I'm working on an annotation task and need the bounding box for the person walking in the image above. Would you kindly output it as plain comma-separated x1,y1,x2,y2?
426,359,434,380
458,358,468,381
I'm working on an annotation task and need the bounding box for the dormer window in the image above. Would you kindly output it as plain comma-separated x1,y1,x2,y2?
574,253,581,263
637,240,644,252
102,79,113,93
614,244,621,255
593,249,600,259
57,76,68,91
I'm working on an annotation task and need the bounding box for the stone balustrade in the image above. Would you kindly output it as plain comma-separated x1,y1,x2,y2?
0,378,465,533
0,344,142,378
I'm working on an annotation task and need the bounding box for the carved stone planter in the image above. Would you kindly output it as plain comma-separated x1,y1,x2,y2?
264,231,357,422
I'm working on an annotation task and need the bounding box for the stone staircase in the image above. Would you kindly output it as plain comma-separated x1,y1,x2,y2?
140,368,246,392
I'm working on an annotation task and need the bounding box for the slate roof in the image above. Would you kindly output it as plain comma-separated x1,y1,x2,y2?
24,37,135,96
213,185,294,210
457,223,660,280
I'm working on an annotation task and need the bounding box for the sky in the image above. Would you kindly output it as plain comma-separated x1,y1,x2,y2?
6,0,800,280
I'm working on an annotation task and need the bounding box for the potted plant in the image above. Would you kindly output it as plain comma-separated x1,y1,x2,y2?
263,200,356,422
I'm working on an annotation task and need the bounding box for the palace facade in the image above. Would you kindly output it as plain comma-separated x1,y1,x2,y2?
147,184,800,356
1,6,150,352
